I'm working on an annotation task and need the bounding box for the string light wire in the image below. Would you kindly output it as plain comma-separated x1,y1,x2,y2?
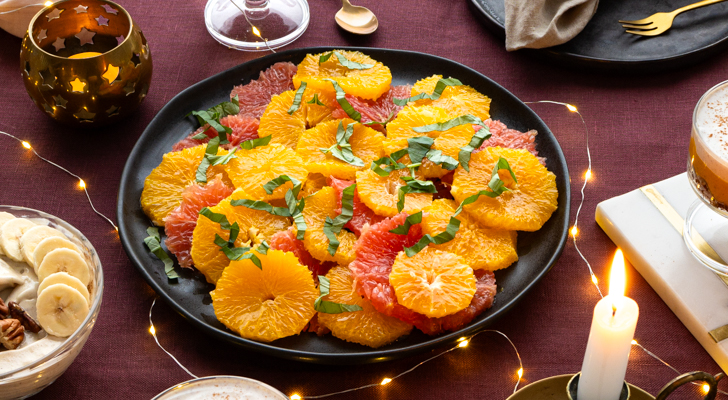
149,298,199,379
1,130,118,231
0,2,45,14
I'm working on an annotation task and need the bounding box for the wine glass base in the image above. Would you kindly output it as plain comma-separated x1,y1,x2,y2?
683,199,728,276
204,0,309,51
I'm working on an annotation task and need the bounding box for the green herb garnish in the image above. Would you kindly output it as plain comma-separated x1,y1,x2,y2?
404,217,461,257
143,227,178,280
288,81,307,115
370,148,408,177
314,275,363,314
198,207,232,229
323,183,356,255
320,121,365,167
458,125,491,172
239,135,272,150
188,95,240,141
389,211,423,235
307,93,325,106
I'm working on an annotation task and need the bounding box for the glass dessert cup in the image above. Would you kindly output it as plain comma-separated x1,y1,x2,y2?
0,206,104,400
204,0,309,51
684,80,728,276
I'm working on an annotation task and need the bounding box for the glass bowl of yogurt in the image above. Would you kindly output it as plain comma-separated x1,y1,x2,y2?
685,80,728,275
0,205,103,399
153,376,289,400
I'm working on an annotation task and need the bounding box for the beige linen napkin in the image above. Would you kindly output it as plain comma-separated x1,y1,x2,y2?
0,0,44,38
505,0,599,51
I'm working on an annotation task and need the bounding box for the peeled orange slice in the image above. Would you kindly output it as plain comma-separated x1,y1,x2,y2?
389,247,476,318
317,266,412,348
191,189,291,284
422,199,518,271
356,167,433,217
141,144,231,226
225,143,308,201
298,187,357,265
211,249,317,342
257,89,336,150
451,147,558,231
293,50,392,101
296,119,385,180
410,75,491,121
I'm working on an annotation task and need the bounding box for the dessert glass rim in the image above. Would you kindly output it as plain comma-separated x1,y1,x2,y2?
0,205,104,380
691,79,728,160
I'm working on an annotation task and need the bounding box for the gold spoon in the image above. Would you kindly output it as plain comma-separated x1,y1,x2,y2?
335,0,378,35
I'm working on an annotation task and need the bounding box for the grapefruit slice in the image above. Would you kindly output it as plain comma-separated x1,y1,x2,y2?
230,61,297,119
172,114,260,152
329,176,385,236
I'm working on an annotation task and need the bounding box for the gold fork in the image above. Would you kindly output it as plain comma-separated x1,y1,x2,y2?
619,0,727,36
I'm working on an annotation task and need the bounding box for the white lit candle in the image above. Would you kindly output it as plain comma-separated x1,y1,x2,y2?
577,249,639,400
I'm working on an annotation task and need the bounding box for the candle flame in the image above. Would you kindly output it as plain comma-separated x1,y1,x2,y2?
703,384,710,394
609,249,626,299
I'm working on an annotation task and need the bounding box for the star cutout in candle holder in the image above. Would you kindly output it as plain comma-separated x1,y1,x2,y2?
46,8,63,21
75,27,96,46
139,84,149,99
74,108,95,122
74,5,87,13
42,102,54,115
115,35,125,45
53,95,68,109
52,37,65,52
106,105,120,116
70,78,86,92
123,81,135,96
39,68,55,88
37,29,47,42
130,53,141,67
24,61,31,76
95,15,109,26
101,4,118,14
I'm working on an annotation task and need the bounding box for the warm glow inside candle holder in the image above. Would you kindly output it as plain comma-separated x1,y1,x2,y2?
20,0,152,126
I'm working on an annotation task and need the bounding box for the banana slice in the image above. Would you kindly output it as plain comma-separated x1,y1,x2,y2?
20,225,66,268
38,272,90,305
32,236,81,273
0,218,36,262
36,283,90,337
0,212,15,256
36,248,90,286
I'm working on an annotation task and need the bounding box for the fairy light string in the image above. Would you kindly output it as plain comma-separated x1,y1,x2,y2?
228,0,276,53
1,130,118,231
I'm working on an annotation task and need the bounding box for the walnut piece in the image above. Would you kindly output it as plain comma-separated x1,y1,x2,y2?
0,298,8,317
0,319,25,350
8,302,41,334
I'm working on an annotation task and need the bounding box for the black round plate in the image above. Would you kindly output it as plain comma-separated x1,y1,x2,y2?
117,47,570,364
469,0,728,71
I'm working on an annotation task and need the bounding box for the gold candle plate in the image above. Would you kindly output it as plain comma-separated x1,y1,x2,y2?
20,0,152,126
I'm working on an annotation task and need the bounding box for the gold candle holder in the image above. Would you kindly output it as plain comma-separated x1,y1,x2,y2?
20,0,152,126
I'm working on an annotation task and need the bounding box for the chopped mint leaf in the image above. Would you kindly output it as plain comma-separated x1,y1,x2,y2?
389,211,423,235
288,81,307,115
324,79,361,122
407,136,434,165
144,227,178,280
323,183,355,255
307,93,325,106
319,121,365,167
198,207,232,230
458,124,491,172
404,216,461,257
319,51,374,70
240,135,272,150
370,148,408,177
232,175,307,240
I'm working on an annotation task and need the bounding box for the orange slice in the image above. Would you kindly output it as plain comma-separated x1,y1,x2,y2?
257,89,336,149
225,143,308,201
411,75,491,121
293,50,392,101
191,189,291,284
451,147,558,231
356,167,433,217
422,199,518,271
317,266,412,348
298,187,357,265
389,247,476,318
141,144,231,226
296,119,385,180
211,249,317,342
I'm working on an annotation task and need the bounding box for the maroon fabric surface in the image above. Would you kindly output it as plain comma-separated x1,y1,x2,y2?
1,0,727,398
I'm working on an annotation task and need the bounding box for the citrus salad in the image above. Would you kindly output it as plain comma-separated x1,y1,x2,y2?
139,50,558,348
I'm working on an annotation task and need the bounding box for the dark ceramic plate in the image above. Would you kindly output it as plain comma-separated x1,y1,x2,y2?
469,0,728,71
117,47,570,364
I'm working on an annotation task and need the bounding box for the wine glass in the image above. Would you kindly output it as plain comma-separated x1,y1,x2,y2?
684,80,728,275
204,0,309,51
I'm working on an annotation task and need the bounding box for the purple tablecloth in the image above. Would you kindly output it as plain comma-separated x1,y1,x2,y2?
1,0,727,398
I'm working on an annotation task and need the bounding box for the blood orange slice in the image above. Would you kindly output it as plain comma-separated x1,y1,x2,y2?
330,85,412,131
230,61,297,119
172,114,260,152
163,174,234,269
476,119,544,165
